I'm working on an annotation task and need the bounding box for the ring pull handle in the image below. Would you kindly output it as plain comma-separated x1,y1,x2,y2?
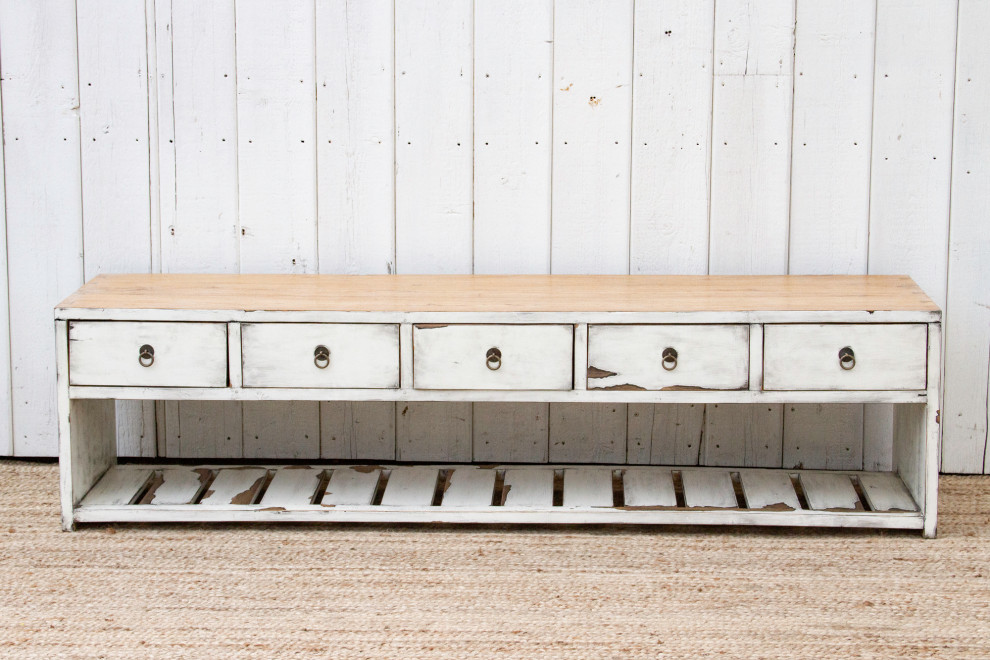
839,346,856,371
138,344,155,368
314,345,330,369
486,347,502,371
661,347,678,371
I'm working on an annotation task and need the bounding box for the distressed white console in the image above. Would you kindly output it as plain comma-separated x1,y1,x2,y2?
56,274,941,536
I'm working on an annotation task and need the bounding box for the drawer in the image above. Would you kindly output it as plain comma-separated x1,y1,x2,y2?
414,324,573,390
68,321,228,387
763,324,928,390
588,325,750,390
241,323,399,388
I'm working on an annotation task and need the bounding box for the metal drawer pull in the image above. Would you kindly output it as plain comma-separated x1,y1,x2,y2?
839,346,856,371
486,347,502,371
661,347,678,371
314,345,330,369
138,344,155,368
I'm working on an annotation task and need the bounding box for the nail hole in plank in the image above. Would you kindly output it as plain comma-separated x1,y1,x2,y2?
789,473,809,510
371,469,390,506
612,469,625,508
552,469,564,507
671,471,686,509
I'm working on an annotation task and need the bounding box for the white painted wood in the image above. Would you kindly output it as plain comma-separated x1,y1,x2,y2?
322,467,381,506
739,469,800,511
68,322,228,387
630,0,714,276
164,400,243,458
925,323,942,536
501,469,553,507
588,324,749,391
704,403,782,468
395,402,472,462
647,404,706,466
893,402,927,515
764,324,928,391
320,402,395,460
942,0,990,474
199,468,268,505
800,472,861,511
550,403,626,464
783,404,864,470
680,469,736,509
562,468,613,508
394,0,473,274
550,0,633,274
708,0,794,275
146,468,211,505
241,323,399,388
414,324,573,391
859,472,917,512
317,0,395,275
242,401,319,459
0,0,85,457
80,468,153,506
621,468,676,508
783,403,863,470
472,404,548,463
789,0,875,275
0,77,12,456
473,0,552,274
749,323,763,392
380,467,439,507
259,467,323,507
442,468,496,507
236,0,317,273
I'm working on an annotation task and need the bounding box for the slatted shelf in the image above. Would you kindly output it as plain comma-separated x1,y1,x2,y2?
73,463,923,530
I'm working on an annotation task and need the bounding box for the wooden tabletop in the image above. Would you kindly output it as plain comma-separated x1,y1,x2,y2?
56,274,939,313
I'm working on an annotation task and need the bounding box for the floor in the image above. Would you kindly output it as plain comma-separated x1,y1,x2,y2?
0,460,987,659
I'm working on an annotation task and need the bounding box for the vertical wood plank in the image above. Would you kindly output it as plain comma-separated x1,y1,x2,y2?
473,403,548,463
0,0,85,456
394,0,474,459
942,0,990,474
0,64,12,456
628,1,714,465
316,0,397,462
162,0,243,458
782,403,864,470
868,0,957,472
549,0,633,462
704,403,782,467
473,0,552,274
236,0,320,458
394,0,473,274
77,0,156,458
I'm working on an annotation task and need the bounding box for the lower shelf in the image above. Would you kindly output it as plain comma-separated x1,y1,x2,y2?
73,463,923,531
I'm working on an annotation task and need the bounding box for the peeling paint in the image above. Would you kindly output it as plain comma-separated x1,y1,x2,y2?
229,476,265,505
587,366,618,379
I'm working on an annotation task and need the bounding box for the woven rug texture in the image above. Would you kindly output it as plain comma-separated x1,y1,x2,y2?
0,460,987,659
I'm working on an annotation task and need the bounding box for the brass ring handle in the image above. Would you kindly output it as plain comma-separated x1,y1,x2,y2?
486,347,502,371
661,347,678,371
138,344,155,368
314,345,330,369
839,346,856,371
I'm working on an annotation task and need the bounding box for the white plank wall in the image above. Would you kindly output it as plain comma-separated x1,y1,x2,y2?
1,0,989,474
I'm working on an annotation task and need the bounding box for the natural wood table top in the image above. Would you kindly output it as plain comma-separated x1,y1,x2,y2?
57,274,939,313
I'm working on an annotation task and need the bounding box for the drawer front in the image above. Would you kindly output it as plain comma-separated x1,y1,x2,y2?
414,324,573,390
241,323,399,388
763,324,928,390
69,321,228,387
588,325,750,390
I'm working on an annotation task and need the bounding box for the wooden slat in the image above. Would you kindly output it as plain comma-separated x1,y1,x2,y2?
242,401,319,460
622,469,676,508
145,467,211,505
501,469,553,507
380,467,439,507
680,469,737,509
199,468,267,506
739,470,800,511
783,404,864,470
858,472,918,512
704,403,783,468
56,275,940,315
322,467,381,506
441,468,497,507
800,472,861,511
259,468,323,507
562,468,614,508
81,468,153,506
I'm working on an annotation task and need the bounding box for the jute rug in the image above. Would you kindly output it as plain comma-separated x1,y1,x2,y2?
0,460,987,659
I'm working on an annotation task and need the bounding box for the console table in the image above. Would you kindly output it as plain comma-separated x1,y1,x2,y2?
56,274,941,536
